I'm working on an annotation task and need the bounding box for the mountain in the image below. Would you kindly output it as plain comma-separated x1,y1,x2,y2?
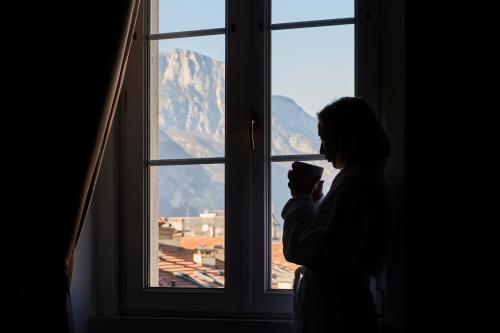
156,49,320,159
155,49,336,233
271,95,319,155
158,48,225,157
156,130,224,217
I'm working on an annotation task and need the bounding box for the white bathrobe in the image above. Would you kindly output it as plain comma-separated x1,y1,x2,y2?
282,161,394,333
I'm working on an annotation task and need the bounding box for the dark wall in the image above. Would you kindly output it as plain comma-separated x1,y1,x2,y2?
378,0,405,331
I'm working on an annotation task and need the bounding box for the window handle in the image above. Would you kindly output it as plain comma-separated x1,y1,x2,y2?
249,118,256,150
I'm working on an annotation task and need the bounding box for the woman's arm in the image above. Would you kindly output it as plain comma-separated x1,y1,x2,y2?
281,194,332,268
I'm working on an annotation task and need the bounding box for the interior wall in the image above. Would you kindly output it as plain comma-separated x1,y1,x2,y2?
71,111,121,333
95,118,122,317
71,205,97,333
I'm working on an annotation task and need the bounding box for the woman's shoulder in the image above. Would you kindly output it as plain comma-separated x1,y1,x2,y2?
334,163,390,195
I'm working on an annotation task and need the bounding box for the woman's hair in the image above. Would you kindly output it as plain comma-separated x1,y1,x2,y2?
317,97,390,163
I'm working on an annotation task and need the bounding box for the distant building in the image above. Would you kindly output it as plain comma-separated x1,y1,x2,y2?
159,210,224,238
157,210,293,289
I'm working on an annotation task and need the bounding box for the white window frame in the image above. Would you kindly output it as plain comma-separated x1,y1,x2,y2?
120,0,380,317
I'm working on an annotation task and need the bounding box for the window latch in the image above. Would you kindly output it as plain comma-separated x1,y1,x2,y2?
249,117,257,150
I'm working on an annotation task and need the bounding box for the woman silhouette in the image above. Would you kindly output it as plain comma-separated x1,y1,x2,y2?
283,97,394,333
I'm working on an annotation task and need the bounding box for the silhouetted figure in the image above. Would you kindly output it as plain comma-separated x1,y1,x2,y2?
282,97,394,333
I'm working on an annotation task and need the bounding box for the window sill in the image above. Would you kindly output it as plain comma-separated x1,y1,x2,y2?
90,316,293,333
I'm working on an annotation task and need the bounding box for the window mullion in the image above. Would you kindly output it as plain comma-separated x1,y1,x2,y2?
150,28,226,40
246,0,294,316
270,17,355,31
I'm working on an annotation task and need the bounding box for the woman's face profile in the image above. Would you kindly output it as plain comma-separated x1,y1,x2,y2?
318,122,344,169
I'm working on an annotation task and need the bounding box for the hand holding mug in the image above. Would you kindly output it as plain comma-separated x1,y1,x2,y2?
287,161,324,200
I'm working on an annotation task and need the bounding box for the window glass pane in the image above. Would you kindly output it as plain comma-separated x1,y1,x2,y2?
271,25,354,156
272,0,354,24
270,160,340,289
150,36,225,160
152,0,225,33
150,164,225,288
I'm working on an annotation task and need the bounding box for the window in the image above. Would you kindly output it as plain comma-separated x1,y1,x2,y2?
149,1,227,290
122,0,380,315
269,0,354,290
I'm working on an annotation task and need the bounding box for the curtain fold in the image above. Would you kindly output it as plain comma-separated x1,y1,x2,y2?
15,1,140,332
65,0,140,284
62,1,141,332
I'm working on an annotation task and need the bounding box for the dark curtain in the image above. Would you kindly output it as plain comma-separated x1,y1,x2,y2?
14,1,140,332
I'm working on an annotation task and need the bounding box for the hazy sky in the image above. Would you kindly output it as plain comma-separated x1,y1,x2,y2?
154,0,354,117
